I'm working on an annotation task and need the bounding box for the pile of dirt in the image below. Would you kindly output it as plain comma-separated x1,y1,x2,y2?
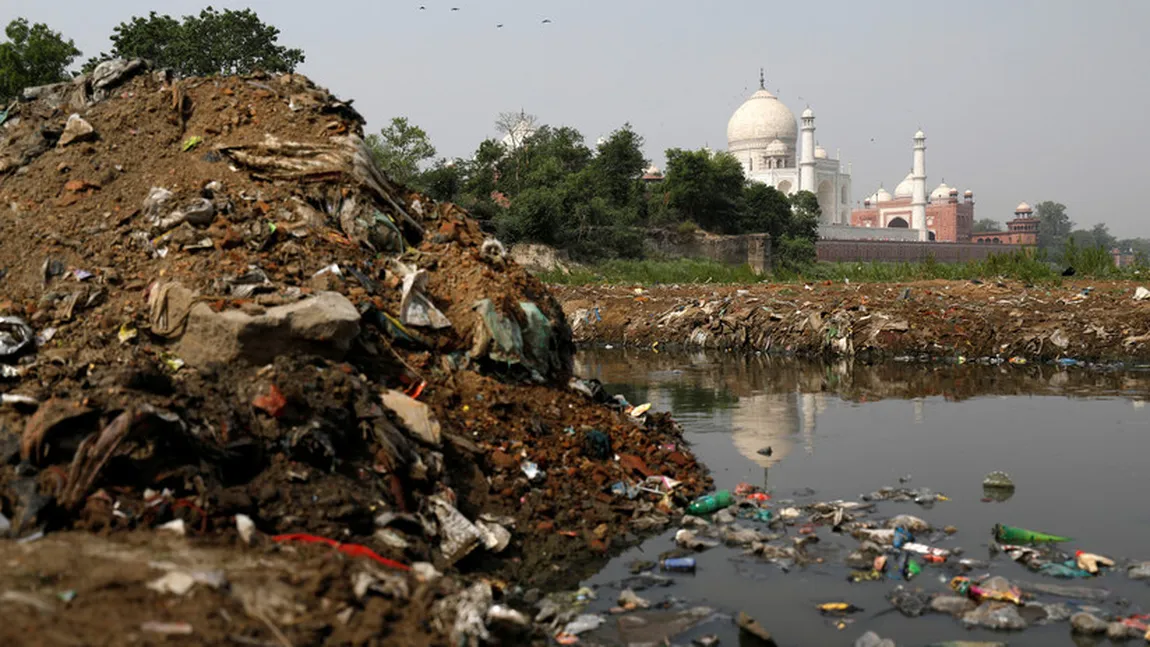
556,280,1150,362
0,61,708,645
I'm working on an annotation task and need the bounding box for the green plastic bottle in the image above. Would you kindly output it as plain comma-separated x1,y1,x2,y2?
687,490,734,516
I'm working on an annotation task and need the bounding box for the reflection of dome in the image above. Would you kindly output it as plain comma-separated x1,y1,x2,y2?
814,145,827,159
930,182,952,200
894,172,914,198
765,139,788,156
730,393,800,468
727,89,798,153
1015,201,1033,214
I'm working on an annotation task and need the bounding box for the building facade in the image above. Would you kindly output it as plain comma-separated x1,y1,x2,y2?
972,202,1039,246
726,74,852,225
851,182,975,242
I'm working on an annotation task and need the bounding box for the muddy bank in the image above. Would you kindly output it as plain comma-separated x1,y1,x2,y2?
555,280,1150,362
0,61,708,645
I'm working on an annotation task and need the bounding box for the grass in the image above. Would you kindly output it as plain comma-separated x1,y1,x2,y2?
540,249,1147,286
538,258,761,285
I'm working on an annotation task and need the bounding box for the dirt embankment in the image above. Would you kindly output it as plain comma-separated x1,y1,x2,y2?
0,61,708,645
556,280,1150,362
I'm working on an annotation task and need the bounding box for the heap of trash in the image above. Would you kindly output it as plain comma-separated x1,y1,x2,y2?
0,60,709,643
557,281,1150,362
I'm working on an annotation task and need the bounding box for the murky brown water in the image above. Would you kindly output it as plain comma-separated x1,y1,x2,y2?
574,349,1150,646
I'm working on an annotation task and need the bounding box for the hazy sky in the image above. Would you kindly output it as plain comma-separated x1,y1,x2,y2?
10,0,1150,236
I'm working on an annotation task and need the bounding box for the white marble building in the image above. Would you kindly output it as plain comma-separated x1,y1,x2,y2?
727,75,852,225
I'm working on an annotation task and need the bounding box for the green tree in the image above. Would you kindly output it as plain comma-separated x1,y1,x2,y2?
661,148,745,233
88,8,303,76
740,183,792,237
1090,222,1116,250
587,124,647,208
1035,201,1073,251
774,190,820,268
973,218,1001,233
420,160,464,203
0,18,81,102
365,117,437,188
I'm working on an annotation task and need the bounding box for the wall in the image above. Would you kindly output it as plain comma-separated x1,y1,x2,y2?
819,224,920,241
646,230,771,274
816,239,1025,263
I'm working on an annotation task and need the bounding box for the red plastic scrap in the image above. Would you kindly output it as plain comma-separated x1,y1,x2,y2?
252,384,287,418
271,533,410,571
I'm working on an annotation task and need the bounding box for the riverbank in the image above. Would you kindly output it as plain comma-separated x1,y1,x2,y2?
554,279,1150,362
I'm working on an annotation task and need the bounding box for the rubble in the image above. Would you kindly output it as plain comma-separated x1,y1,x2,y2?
556,281,1150,361
0,61,709,643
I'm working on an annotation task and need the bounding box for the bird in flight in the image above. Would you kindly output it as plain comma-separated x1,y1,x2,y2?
451,7,460,10
419,5,425,9
542,18,552,24
497,23,503,28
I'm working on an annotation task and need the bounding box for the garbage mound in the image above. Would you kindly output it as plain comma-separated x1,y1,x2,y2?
557,281,1150,362
0,61,708,644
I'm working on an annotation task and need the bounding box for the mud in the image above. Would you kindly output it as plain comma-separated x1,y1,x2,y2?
0,62,708,645
556,280,1150,361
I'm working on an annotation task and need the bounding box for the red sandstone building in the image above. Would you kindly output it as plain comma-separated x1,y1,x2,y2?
971,202,1039,246
850,180,973,241
850,183,1038,246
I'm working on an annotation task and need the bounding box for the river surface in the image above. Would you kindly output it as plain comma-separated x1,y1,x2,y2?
571,349,1150,646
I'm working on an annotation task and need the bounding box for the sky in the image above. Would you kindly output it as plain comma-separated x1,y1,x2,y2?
10,0,1150,237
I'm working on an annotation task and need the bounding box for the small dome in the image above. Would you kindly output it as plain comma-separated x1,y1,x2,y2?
914,129,925,140
930,182,952,200
1015,201,1033,214
963,189,973,196
814,145,827,159
948,188,959,196
894,171,915,198
801,106,814,119
868,187,893,203
644,164,661,176
765,139,788,156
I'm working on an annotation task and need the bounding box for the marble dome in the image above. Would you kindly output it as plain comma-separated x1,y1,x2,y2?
893,171,915,198
727,89,798,153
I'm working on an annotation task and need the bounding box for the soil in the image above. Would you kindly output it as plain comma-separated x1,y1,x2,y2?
0,63,709,645
555,279,1150,362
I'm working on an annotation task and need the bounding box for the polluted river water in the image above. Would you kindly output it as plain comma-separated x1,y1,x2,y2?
568,348,1150,646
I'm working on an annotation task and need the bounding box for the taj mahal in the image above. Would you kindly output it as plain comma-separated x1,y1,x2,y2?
727,73,854,226
726,72,936,243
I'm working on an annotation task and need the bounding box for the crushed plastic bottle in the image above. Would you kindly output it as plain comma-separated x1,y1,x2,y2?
660,557,697,573
687,490,734,516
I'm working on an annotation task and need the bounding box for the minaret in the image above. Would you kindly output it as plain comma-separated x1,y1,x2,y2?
911,129,927,241
799,107,816,193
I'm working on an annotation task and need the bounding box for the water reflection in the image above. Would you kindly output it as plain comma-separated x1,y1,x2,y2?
574,349,1150,472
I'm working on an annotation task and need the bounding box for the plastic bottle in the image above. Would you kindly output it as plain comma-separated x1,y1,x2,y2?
660,557,697,573
687,490,734,516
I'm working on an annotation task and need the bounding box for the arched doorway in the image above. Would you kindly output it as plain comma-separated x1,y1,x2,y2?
887,217,909,228
776,179,793,195
817,180,834,223
928,231,936,241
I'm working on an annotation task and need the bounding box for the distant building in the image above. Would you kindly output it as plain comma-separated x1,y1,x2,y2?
1112,248,1138,268
971,202,1039,246
726,71,852,225
851,180,975,242
640,164,664,183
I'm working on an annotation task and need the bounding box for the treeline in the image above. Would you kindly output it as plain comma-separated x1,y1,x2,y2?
368,114,820,266
1029,201,1149,265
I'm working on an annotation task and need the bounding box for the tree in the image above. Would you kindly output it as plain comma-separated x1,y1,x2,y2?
661,148,745,233
587,124,647,208
1035,201,1073,251
1090,222,1116,250
88,8,304,77
365,117,437,187
740,183,792,237
0,18,81,102
973,218,1001,233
